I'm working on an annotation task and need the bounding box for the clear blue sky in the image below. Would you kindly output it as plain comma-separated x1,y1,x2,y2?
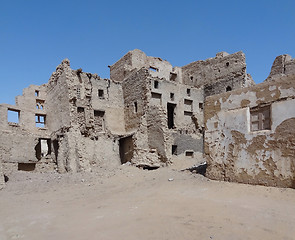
1,0,294,105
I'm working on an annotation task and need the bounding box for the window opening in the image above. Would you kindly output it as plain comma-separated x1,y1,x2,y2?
8,109,20,124
77,107,84,113
226,86,232,92
36,100,44,110
199,103,203,110
134,101,138,113
35,114,46,128
18,163,36,171
98,89,104,99
185,151,194,157
77,88,81,99
170,93,175,101
167,103,176,129
35,90,39,97
149,66,158,72
154,80,159,89
190,76,193,81
184,111,193,116
172,145,177,155
170,72,177,81
250,105,271,131
226,62,230,67
187,88,191,96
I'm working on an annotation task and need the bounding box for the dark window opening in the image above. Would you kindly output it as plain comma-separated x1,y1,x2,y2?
172,145,177,155
226,86,232,92
250,105,271,131
150,66,158,72
170,93,175,101
134,101,138,113
170,72,177,81
167,103,176,129
18,163,36,171
77,107,84,113
35,90,39,97
35,114,46,128
154,80,159,89
190,76,193,81
8,109,20,124
35,138,52,160
98,89,104,99
226,62,229,67
199,103,203,110
184,111,193,116
185,151,194,157
187,88,191,96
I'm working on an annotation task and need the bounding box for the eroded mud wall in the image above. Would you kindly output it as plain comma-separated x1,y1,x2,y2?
204,74,295,188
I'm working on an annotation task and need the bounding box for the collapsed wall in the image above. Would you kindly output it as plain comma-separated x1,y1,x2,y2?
204,74,295,188
181,51,255,97
266,54,295,81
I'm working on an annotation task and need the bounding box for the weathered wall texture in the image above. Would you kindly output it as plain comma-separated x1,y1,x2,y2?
182,51,255,97
266,54,295,81
2,48,294,189
204,74,295,188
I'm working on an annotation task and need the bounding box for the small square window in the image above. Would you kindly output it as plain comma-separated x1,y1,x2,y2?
250,105,271,131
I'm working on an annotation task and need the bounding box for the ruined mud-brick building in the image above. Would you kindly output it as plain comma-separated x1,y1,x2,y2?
0,49,294,189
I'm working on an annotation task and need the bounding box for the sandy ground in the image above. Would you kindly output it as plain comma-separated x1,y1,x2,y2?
0,161,295,240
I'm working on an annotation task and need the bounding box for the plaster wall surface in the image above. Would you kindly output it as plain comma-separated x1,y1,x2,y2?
204,74,295,188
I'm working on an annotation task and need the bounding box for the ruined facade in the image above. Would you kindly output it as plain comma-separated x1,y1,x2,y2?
0,49,294,189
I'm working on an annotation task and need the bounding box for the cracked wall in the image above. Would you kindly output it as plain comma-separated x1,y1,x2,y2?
204,74,295,188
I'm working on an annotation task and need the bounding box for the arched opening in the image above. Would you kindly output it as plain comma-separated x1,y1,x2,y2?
226,86,232,92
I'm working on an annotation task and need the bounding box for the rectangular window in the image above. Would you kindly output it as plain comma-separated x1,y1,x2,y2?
35,90,39,97
8,109,20,124
172,145,177,155
77,88,81,99
199,103,203,110
167,103,176,129
185,151,194,157
36,114,46,128
170,93,175,101
98,89,104,99
170,72,177,81
134,101,138,113
154,80,159,89
187,88,191,96
150,66,158,72
250,105,271,131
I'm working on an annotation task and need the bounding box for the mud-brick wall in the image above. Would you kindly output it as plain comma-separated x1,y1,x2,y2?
204,75,295,188
182,52,252,96
122,69,149,131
